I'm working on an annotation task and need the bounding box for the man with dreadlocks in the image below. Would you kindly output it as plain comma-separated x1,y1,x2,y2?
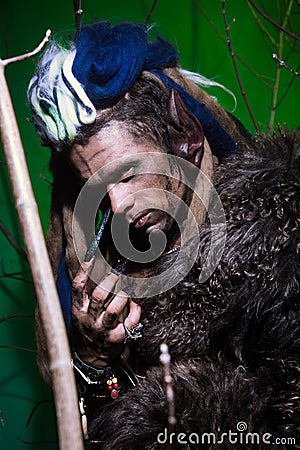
28,21,299,449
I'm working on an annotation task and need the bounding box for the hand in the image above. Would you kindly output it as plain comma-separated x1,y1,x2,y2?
71,258,141,366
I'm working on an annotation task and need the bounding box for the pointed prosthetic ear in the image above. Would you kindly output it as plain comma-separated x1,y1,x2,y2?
167,89,204,167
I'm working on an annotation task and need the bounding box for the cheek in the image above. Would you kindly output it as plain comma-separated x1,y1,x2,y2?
140,174,167,188
144,172,182,192
133,175,184,212
135,175,169,201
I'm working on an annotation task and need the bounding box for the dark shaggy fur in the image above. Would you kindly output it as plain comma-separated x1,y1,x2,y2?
90,129,300,449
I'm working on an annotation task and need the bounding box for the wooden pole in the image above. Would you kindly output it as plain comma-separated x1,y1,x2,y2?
0,41,84,450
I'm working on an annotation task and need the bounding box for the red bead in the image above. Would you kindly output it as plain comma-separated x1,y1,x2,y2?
111,389,119,399
113,383,119,389
107,385,113,391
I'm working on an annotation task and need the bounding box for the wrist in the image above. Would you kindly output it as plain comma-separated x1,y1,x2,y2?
75,352,109,367
71,352,120,398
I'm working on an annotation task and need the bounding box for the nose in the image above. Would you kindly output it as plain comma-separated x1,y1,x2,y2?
108,182,135,216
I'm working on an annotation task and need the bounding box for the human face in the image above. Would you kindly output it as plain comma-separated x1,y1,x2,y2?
70,122,186,248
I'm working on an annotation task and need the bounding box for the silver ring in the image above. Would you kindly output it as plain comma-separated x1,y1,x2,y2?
123,323,143,344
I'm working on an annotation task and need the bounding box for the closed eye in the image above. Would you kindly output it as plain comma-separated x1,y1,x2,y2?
119,167,135,183
121,175,134,183
104,161,139,184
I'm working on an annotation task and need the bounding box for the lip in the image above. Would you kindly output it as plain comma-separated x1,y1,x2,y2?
131,210,153,228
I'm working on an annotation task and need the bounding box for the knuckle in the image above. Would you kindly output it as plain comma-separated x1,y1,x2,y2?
92,284,110,300
103,312,117,327
108,311,118,321
71,278,84,292
71,304,83,317
107,330,124,343
115,290,129,300
105,302,119,315
91,291,105,302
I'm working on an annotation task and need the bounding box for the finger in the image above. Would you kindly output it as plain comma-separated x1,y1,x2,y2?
99,291,129,328
71,258,95,308
107,300,142,343
107,322,126,343
88,272,120,317
72,258,95,293
124,300,142,329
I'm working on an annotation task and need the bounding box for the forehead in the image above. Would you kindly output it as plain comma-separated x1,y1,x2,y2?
69,122,164,180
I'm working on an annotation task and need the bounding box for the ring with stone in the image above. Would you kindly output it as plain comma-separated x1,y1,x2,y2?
123,322,143,344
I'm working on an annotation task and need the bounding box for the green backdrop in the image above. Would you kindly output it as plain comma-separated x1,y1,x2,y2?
0,1,299,449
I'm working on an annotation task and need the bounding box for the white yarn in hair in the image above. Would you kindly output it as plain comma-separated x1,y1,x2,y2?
178,68,237,112
28,42,237,151
27,43,96,150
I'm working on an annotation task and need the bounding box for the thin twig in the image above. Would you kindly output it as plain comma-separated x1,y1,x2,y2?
276,62,300,108
0,345,35,353
2,30,51,67
221,0,259,132
145,0,159,25
269,0,294,128
272,53,300,76
0,275,33,283
0,221,27,260
0,313,33,324
247,1,277,46
247,0,300,43
17,438,58,445
25,399,53,428
192,0,273,89
39,173,53,186
73,0,83,31
160,344,176,450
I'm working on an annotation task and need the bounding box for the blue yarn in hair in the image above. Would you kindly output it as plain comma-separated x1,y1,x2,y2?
72,22,179,108
72,22,236,158
57,250,72,329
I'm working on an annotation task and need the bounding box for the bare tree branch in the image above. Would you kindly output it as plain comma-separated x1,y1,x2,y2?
269,0,294,128
192,0,273,88
222,0,259,132
145,0,159,25
0,274,33,283
73,0,83,31
247,0,300,43
273,53,300,76
276,62,300,108
18,438,58,445
25,399,53,428
0,221,27,260
247,1,277,46
39,173,53,186
0,32,84,450
2,30,51,67
0,313,33,324
0,345,35,353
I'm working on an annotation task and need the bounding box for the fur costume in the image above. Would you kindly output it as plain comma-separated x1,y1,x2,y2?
88,129,300,449
27,21,299,450
33,65,250,387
